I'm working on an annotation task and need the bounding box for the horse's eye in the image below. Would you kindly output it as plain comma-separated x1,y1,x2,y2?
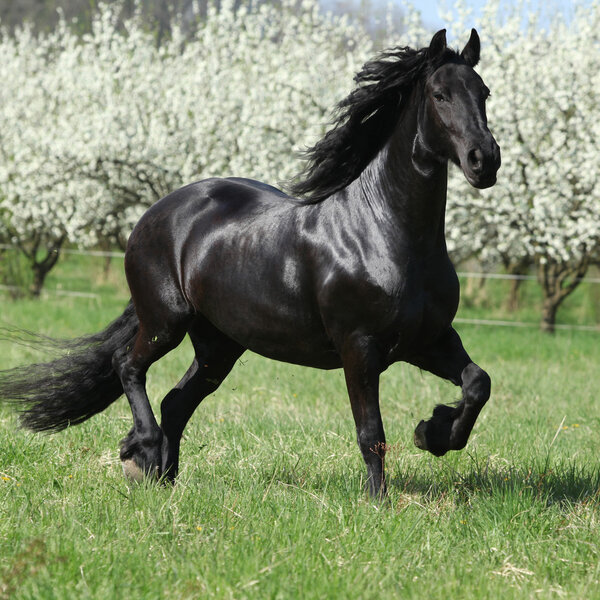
433,92,446,103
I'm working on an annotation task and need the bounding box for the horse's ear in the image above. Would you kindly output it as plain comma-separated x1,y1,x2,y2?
461,28,480,67
428,29,447,61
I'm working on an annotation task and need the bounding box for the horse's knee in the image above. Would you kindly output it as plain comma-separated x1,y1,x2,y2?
461,363,490,405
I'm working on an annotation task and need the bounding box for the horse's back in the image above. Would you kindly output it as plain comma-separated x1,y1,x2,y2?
128,177,304,252
135,177,293,222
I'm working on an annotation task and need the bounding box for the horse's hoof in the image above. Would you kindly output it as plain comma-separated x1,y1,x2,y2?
413,420,428,451
413,416,450,457
121,458,145,483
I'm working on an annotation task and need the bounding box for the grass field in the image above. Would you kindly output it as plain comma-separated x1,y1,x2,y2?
0,255,599,599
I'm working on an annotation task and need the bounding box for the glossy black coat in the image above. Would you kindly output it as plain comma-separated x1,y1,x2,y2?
1,29,500,496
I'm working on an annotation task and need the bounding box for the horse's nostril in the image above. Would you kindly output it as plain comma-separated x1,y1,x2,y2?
467,148,483,172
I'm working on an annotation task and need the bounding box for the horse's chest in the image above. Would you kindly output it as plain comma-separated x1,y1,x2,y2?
421,274,459,333
383,261,459,357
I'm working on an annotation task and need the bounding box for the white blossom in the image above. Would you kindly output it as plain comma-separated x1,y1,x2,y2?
445,0,600,270
2,0,599,312
0,1,373,249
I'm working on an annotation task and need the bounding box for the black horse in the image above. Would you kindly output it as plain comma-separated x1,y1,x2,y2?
0,29,500,497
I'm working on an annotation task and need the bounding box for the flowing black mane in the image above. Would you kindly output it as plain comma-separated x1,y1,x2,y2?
290,44,463,203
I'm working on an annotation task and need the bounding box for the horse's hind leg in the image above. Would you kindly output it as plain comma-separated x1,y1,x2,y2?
159,320,244,481
113,312,191,481
411,327,491,457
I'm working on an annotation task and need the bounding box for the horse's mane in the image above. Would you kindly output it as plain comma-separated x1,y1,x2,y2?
290,45,461,203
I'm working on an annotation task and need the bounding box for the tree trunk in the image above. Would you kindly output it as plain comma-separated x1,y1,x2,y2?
537,256,589,333
465,273,477,297
99,240,113,280
30,263,49,297
27,238,65,298
505,277,523,312
30,256,57,297
464,273,488,305
540,297,559,333
103,254,112,279
502,258,532,312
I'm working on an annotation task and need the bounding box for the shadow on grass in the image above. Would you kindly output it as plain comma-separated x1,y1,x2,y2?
254,452,600,509
388,454,600,507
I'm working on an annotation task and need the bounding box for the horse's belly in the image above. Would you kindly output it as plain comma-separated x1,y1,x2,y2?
248,336,342,369
190,275,341,368
212,310,341,369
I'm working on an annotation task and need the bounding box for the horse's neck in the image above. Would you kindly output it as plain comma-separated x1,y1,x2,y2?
348,92,449,249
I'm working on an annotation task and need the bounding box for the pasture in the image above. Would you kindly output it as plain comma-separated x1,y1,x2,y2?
0,256,599,599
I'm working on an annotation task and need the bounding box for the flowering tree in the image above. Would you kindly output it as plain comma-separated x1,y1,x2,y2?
2,0,600,326
445,0,600,331
0,0,373,294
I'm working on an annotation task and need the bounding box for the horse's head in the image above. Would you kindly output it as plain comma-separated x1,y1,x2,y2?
417,29,501,189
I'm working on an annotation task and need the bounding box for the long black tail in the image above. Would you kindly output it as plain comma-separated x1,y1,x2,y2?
0,302,139,432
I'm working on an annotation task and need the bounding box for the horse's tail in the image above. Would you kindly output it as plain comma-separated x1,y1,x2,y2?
0,302,139,432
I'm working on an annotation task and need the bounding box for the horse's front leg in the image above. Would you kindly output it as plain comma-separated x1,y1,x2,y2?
411,327,491,457
341,335,387,498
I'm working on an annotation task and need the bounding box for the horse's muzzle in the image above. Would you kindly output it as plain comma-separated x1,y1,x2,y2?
463,138,501,189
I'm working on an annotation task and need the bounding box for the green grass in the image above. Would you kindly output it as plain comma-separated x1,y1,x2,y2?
0,255,599,599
